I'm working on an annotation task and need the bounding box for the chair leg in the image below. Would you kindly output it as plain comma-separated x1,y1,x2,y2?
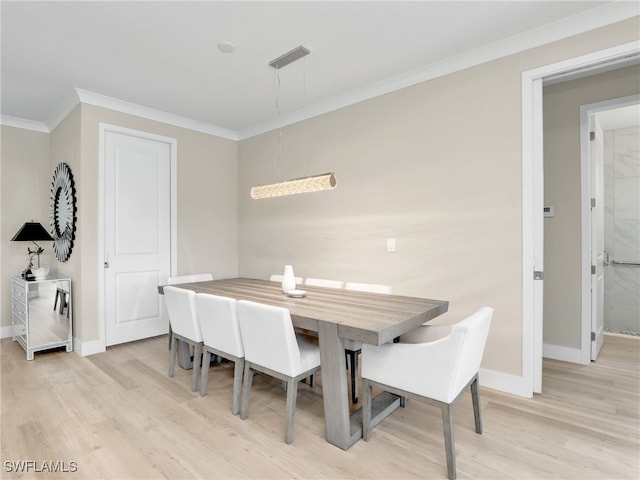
470,377,483,434
191,343,202,392
362,379,373,441
350,350,359,403
231,358,244,416
240,363,254,420
346,350,359,403
59,292,67,315
308,374,315,388
441,404,456,480
284,378,298,444
200,350,211,396
168,334,178,377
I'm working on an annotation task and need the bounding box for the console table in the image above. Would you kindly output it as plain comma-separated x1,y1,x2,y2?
11,274,73,360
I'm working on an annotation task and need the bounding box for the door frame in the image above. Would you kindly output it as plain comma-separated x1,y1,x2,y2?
97,123,177,352
522,41,639,395
579,94,640,363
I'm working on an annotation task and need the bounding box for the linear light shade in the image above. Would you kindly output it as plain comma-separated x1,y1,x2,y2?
250,173,337,199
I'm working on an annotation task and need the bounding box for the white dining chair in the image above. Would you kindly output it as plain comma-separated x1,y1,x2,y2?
166,273,214,349
163,286,204,392
195,293,245,414
361,307,493,480
270,274,303,284
168,273,214,284
304,278,345,289
237,300,322,444
343,282,393,403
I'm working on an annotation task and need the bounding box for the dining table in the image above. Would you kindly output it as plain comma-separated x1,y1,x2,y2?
158,277,448,450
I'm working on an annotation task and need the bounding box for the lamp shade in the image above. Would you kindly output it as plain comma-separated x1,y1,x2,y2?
11,222,54,242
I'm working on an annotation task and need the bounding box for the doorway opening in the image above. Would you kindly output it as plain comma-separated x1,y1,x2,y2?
522,41,639,396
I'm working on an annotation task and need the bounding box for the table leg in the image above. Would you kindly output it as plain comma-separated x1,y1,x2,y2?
317,322,405,450
317,322,361,450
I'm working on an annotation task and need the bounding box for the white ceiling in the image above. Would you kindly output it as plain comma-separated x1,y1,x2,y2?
1,1,638,139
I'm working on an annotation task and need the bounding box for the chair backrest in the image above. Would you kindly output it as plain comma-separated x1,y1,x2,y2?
270,274,303,284
450,306,493,396
237,300,302,376
369,306,492,403
163,286,202,342
304,278,344,289
195,293,243,358
345,282,392,295
167,273,213,285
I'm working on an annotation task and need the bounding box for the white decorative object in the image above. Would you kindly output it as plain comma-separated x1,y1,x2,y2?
281,265,296,293
286,289,306,298
33,267,48,281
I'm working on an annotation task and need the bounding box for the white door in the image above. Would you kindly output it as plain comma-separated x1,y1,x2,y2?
590,118,605,360
105,131,172,346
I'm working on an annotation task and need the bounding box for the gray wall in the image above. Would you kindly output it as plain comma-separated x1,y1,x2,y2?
1,106,239,345
238,18,640,377
1,126,51,330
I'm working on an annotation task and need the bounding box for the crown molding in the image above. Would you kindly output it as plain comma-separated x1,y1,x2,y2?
75,89,238,141
237,2,640,140
0,115,50,133
4,2,638,140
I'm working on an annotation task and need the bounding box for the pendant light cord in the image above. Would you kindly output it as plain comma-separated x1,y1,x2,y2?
274,68,282,182
303,56,308,178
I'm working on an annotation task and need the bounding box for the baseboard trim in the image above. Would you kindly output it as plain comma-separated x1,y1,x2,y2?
73,338,106,356
604,331,640,339
0,330,105,357
479,368,533,398
0,325,13,339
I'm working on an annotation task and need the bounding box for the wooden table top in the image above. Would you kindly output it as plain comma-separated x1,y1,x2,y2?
159,277,449,346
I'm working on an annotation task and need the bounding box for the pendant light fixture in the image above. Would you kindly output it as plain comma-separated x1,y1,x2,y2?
250,172,337,199
250,46,337,199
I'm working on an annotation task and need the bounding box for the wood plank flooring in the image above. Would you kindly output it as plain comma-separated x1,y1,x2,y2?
1,334,638,479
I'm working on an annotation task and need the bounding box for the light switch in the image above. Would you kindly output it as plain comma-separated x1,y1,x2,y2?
387,238,396,253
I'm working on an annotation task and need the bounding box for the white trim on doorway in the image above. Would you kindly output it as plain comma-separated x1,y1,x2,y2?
521,42,640,396
95,123,177,354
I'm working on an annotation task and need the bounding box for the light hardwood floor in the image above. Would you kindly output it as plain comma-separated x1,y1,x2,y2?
1,334,638,479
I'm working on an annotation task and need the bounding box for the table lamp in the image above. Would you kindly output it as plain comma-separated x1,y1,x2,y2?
11,221,54,276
